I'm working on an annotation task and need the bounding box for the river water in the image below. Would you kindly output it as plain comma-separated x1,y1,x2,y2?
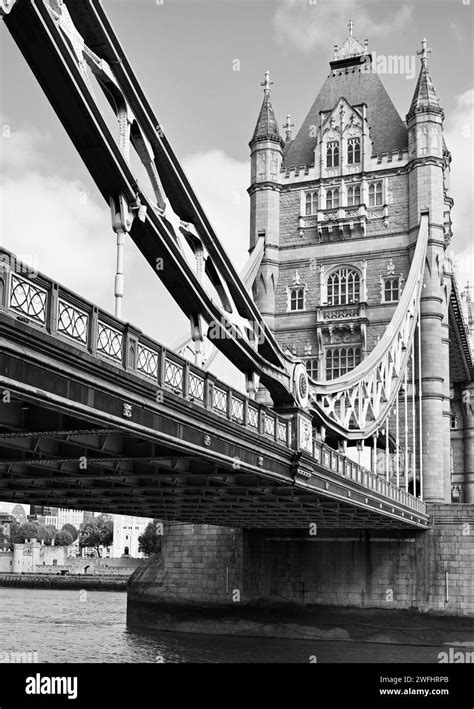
0,588,456,663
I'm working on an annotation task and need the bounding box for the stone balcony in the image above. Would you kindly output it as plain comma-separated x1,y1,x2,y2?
316,301,367,324
315,302,368,349
299,204,388,240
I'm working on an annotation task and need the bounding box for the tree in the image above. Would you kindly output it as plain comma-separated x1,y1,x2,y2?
45,525,57,545
55,530,74,546
79,515,113,557
61,523,78,542
14,521,39,543
13,522,56,545
138,521,162,556
7,521,20,548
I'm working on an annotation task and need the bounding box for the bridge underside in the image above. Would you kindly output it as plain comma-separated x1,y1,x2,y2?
0,397,424,529
0,308,428,529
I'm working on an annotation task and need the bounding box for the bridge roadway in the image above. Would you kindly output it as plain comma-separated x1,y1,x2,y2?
0,253,428,528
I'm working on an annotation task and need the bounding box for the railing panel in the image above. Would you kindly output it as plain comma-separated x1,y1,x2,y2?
212,386,228,415
97,321,123,362
57,299,89,345
231,395,244,424
248,405,259,430
188,371,205,404
9,273,47,325
164,357,184,392
263,413,275,439
277,420,288,445
137,343,159,379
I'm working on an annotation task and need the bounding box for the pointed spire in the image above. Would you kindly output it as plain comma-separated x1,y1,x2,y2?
250,71,283,146
333,19,367,62
407,38,442,120
283,114,294,143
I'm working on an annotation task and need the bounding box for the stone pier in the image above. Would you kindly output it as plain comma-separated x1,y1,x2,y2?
127,506,474,638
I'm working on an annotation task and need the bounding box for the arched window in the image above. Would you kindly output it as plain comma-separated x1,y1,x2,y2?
326,346,361,380
326,188,340,209
327,267,360,305
368,181,383,206
347,137,361,164
326,141,340,168
305,358,319,379
305,191,318,216
347,184,361,206
289,286,305,311
384,277,400,302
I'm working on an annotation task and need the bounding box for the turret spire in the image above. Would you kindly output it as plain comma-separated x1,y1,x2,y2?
283,114,294,143
407,38,442,120
250,71,283,146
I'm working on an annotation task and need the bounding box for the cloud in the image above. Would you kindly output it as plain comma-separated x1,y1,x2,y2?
0,119,47,173
273,0,413,53
181,149,250,272
444,88,474,287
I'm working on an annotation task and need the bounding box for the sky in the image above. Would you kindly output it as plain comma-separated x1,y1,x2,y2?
0,0,473,350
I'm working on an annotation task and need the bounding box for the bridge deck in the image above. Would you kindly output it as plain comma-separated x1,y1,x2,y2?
0,254,428,529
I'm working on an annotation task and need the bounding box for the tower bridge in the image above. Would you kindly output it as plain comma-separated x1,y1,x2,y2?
1,0,473,621
0,247,427,528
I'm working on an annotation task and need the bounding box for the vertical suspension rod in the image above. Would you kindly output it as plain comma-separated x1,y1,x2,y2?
418,312,423,500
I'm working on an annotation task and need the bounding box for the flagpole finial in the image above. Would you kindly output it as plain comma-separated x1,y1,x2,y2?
417,37,432,66
261,70,274,95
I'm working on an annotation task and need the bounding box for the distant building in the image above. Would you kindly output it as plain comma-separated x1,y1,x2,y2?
0,540,70,574
31,508,86,530
0,513,15,548
29,505,57,518
111,515,153,558
57,508,84,530
0,502,30,523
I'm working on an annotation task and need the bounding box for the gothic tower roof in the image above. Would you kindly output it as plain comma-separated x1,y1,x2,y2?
282,23,408,169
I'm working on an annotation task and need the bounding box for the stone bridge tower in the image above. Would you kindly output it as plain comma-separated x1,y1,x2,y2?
247,24,472,503
128,25,474,629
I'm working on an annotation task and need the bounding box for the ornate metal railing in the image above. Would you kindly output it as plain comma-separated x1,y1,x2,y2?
0,252,290,451
317,303,364,322
0,249,426,516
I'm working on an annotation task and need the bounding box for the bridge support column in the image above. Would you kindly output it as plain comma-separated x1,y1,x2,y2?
419,235,449,502
441,269,453,502
464,384,474,503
